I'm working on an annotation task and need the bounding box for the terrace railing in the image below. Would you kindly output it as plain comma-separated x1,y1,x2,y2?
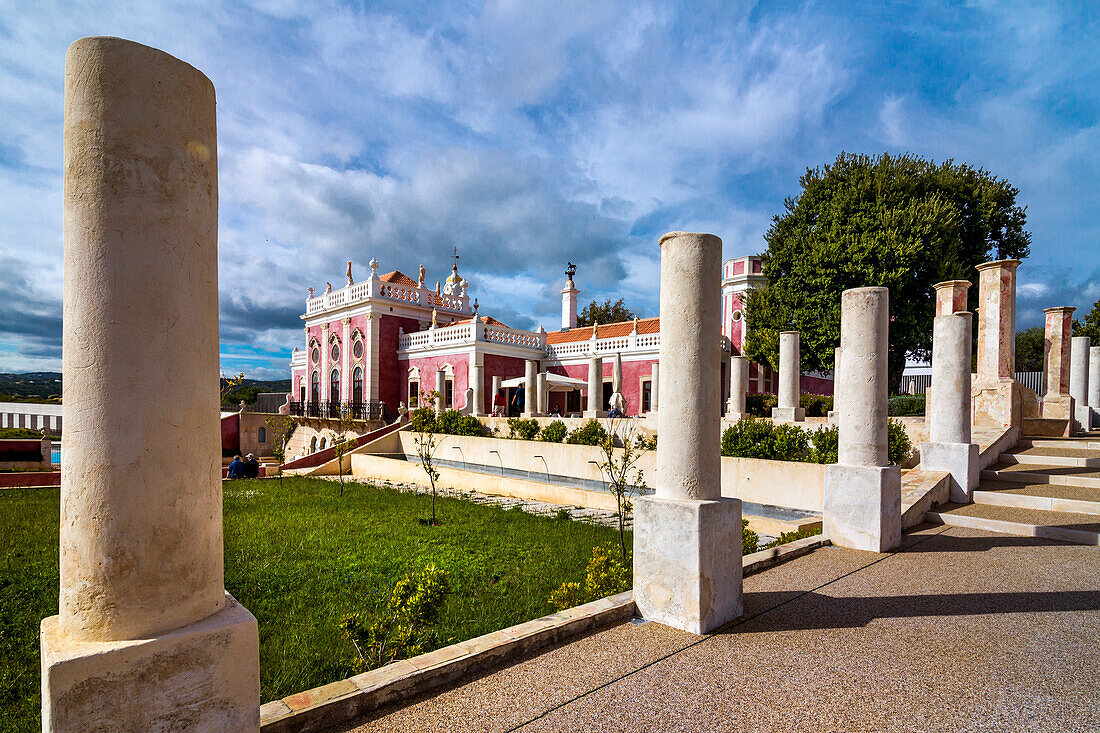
397,320,547,353
305,269,472,317
288,401,388,421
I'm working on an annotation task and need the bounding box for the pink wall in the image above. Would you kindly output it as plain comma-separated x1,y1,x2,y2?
380,314,420,412
801,374,835,396
403,352,471,409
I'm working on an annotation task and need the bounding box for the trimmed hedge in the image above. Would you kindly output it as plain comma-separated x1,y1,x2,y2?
721,418,912,466
888,394,925,416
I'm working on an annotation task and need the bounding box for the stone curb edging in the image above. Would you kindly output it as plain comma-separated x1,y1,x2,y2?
260,591,635,732
925,511,1100,546
259,534,830,732
742,535,831,576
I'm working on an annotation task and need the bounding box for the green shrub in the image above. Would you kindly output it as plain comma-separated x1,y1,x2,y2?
507,417,540,440
799,393,834,417
548,543,631,611
721,418,809,462
763,525,823,549
539,419,568,443
745,392,778,417
436,409,485,437
888,394,925,416
808,424,839,464
742,519,760,556
409,407,437,432
340,564,450,671
888,419,913,465
634,433,657,450
566,419,608,446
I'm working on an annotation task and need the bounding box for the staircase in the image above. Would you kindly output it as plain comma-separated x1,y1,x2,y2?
926,433,1100,546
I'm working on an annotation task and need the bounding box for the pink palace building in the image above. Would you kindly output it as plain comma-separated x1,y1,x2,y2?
288,256,831,420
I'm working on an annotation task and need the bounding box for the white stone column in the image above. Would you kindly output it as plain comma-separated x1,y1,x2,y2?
772,331,805,422
1042,306,1075,422
828,346,842,423
635,232,742,635
934,279,971,316
320,322,330,402
470,363,485,417
1070,336,1091,434
1089,346,1100,431
920,311,979,502
341,317,351,403
824,287,901,552
43,37,258,732
536,372,548,415
585,355,605,418
612,352,623,393
435,368,446,413
727,355,748,419
523,360,538,417
491,375,502,416
650,362,659,412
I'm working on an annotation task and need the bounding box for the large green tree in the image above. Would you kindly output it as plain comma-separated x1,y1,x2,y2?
746,152,1031,390
1015,326,1045,372
1074,298,1100,341
577,298,637,327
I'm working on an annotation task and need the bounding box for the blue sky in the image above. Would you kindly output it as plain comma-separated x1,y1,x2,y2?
1,1,1098,379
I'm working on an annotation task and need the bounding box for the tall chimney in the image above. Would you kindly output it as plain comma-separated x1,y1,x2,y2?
561,266,579,330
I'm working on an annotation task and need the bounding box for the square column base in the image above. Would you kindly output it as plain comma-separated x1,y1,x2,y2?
1073,404,1091,435
1041,393,1072,421
633,496,743,635
920,441,979,503
41,592,259,733
771,406,806,422
582,410,606,419
725,410,750,421
824,464,901,553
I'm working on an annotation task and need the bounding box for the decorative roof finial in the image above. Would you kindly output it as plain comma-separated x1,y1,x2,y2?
369,257,379,275
431,308,438,327
632,315,639,333
307,287,315,299
346,261,354,286
473,298,479,314
418,264,426,285
325,281,332,293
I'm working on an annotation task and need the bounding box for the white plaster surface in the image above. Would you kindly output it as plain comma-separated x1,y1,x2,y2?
1070,336,1090,433
584,356,605,418
633,495,743,635
60,35,224,641
920,441,979,503
41,592,260,733
655,232,722,501
523,360,537,417
823,464,901,552
470,363,484,416
1089,347,1100,430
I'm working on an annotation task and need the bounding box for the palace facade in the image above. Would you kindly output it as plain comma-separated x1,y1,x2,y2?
288,255,832,419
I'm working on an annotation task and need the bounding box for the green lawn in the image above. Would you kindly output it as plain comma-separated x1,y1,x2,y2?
0,477,628,732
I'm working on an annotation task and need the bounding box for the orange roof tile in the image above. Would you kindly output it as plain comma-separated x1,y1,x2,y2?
380,270,418,287
452,315,511,328
545,317,659,344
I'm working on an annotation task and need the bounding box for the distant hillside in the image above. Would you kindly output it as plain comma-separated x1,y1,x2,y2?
0,372,63,402
0,372,290,404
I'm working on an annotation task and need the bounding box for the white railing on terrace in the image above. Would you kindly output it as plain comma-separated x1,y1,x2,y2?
545,332,730,360
305,272,471,317
290,350,306,369
398,320,547,352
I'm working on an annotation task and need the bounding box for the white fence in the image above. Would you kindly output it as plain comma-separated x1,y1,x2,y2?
898,372,1044,396
0,402,63,432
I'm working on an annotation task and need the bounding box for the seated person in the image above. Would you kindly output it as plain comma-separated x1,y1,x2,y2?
244,453,260,479
226,455,245,479
550,403,563,417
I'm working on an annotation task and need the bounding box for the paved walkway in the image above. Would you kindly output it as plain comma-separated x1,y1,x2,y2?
342,524,1100,733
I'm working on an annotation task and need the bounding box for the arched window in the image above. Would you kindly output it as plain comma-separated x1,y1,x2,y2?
353,339,363,359
309,436,317,452
319,437,327,450
310,371,320,403
330,369,340,402
353,367,363,402
258,426,267,444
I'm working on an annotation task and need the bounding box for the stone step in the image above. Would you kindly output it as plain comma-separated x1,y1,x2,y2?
972,483,1100,516
925,502,1100,546
1000,451,1100,468
981,463,1100,489
1017,437,1100,451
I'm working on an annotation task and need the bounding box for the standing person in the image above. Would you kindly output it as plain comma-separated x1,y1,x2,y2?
244,453,260,479
493,390,506,417
226,454,245,479
512,384,525,416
